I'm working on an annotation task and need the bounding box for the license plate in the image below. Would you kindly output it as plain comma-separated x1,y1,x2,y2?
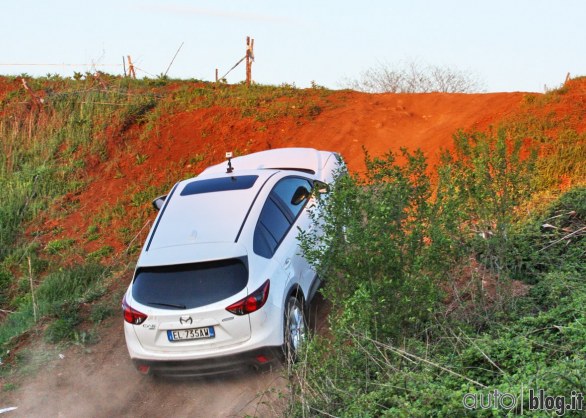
167,326,215,342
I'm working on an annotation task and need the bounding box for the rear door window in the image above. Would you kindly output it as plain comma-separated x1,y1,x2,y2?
132,258,248,309
253,177,312,258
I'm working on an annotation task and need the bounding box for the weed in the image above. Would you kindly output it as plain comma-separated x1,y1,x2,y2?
2,382,17,391
88,246,114,261
189,153,206,164
45,316,79,343
90,303,114,323
118,95,158,132
45,238,75,255
73,329,99,346
135,153,148,165
294,133,584,415
85,224,100,242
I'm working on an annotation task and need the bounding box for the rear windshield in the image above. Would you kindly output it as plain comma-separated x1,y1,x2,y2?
132,258,248,310
180,175,258,196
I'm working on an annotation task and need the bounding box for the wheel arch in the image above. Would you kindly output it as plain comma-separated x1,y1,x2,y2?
286,283,305,305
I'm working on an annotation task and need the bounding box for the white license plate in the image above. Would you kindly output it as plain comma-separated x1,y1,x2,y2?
167,326,215,342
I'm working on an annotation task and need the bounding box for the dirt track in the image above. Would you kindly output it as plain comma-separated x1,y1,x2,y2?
3,319,288,418
3,292,330,417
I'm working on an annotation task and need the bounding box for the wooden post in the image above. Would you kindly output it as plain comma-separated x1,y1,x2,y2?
215,68,219,83
94,72,108,90
122,56,127,77
565,72,571,85
21,78,43,108
245,36,254,87
127,55,136,79
28,257,37,323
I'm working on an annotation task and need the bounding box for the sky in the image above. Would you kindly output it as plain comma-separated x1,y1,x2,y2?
1,0,585,92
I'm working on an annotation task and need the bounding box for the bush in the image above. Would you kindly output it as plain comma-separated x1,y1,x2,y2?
293,132,584,415
437,129,537,279
301,148,446,342
506,187,586,282
345,61,484,93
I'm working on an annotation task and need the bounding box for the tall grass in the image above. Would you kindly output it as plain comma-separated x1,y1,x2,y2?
0,76,165,349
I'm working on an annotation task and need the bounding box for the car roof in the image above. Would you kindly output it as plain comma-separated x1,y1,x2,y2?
201,147,336,180
137,148,340,266
146,169,277,252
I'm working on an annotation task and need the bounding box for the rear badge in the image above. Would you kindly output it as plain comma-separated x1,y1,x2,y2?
179,315,193,325
143,324,155,330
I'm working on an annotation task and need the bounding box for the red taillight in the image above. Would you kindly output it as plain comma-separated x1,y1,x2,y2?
226,280,270,315
255,354,270,364
122,295,148,325
137,364,150,375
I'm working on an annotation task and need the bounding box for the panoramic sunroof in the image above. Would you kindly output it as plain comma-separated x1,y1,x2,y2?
180,175,259,196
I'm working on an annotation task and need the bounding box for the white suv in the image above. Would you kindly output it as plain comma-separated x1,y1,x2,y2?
122,148,344,377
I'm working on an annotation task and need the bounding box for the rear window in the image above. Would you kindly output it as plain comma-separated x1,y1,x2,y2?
180,175,258,196
132,258,248,310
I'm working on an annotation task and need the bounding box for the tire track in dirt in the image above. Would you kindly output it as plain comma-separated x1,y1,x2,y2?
3,318,289,418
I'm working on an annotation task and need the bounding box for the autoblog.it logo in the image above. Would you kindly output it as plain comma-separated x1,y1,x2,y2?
462,388,584,416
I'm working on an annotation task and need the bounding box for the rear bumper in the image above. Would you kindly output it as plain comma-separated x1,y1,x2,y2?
132,346,284,378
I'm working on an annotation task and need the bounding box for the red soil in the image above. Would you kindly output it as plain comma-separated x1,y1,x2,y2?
50,89,529,256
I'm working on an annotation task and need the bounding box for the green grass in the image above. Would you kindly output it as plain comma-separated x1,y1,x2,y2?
45,238,75,255
0,75,164,353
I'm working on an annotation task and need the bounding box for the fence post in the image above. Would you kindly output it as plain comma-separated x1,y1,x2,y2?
28,257,37,323
94,72,108,90
21,78,43,108
246,36,254,87
127,55,136,79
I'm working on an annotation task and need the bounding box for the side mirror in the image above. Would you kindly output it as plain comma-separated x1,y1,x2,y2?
291,186,310,206
313,181,330,195
152,195,167,211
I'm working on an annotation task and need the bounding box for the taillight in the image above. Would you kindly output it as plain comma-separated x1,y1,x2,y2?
226,280,270,315
122,295,148,325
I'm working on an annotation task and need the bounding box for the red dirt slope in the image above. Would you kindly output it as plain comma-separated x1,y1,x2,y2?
53,89,527,256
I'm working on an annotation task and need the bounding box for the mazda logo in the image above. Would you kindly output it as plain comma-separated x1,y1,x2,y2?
179,315,193,325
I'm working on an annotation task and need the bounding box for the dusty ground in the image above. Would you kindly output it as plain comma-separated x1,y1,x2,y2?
2,292,330,417
2,317,288,417
3,79,553,417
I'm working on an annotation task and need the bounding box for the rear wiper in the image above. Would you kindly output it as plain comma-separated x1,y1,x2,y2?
147,301,187,309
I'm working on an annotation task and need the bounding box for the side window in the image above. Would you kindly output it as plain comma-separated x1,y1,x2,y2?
271,177,312,220
253,177,312,258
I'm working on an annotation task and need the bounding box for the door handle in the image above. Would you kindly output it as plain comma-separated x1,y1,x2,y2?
284,258,292,268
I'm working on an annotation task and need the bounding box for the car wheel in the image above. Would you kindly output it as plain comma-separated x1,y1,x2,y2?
284,296,306,364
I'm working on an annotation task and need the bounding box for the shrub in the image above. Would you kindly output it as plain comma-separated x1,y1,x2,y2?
345,61,484,93
301,148,446,342
293,133,584,415
437,129,537,279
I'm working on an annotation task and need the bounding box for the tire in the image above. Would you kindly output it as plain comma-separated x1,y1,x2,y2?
283,296,307,364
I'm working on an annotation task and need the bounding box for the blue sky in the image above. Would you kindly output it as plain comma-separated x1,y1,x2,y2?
2,0,584,92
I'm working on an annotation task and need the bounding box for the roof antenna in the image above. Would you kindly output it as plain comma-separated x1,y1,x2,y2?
226,152,234,173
